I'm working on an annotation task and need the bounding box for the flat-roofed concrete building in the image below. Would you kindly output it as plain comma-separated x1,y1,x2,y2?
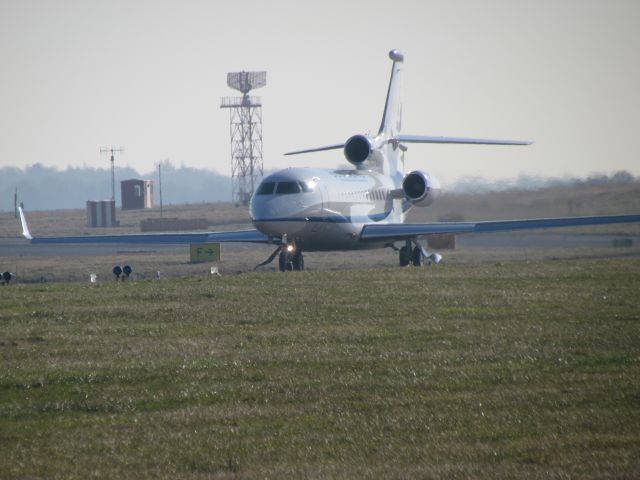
86,200,117,227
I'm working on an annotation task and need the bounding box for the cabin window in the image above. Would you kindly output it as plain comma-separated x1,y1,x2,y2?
256,182,275,195
276,182,301,194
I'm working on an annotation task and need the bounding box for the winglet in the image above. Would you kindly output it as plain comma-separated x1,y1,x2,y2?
18,206,33,240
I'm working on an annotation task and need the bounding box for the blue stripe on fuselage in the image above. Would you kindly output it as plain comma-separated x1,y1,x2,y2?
253,210,391,224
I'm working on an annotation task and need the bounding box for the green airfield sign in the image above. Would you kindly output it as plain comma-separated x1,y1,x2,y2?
190,242,221,263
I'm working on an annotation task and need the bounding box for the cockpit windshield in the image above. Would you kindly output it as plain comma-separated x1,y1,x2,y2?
256,182,275,195
275,182,301,194
257,180,315,195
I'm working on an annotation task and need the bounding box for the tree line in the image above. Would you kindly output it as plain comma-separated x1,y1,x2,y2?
0,162,636,212
1,162,232,211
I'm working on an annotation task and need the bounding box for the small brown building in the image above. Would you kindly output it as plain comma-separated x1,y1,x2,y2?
121,179,153,210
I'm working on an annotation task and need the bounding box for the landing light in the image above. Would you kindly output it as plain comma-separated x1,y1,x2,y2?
286,245,294,252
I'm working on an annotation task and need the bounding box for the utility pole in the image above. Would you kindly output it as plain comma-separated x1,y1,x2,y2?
100,146,124,202
14,186,18,218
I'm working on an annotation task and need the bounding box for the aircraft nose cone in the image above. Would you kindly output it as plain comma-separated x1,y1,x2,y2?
250,198,278,236
249,196,268,222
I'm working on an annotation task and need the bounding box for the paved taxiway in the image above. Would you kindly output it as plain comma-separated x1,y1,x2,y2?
0,238,187,257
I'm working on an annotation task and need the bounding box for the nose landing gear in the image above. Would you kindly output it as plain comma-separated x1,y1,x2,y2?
278,245,304,271
278,249,305,271
254,234,305,272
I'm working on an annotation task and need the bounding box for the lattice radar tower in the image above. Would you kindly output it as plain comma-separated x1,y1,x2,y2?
220,71,266,206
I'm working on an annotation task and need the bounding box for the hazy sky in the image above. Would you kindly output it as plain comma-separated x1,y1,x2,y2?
1,0,639,186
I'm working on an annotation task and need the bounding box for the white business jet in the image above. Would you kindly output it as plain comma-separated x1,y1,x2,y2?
19,50,640,271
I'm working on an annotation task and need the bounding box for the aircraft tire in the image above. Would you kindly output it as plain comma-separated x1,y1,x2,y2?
279,251,290,272
399,246,411,267
411,246,423,267
292,251,304,271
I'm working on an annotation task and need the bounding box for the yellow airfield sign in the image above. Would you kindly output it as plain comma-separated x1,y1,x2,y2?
190,243,221,263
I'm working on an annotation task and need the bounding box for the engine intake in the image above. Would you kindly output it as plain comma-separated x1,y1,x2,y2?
402,171,439,207
343,135,372,166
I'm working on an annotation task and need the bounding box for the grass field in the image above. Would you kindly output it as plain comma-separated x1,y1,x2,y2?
1,258,639,478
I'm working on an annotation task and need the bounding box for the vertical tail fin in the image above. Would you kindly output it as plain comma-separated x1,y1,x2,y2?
379,50,405,179
378,50,404,137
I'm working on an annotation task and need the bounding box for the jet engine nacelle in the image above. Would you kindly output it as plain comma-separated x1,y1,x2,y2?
343,134,373,166
402,170,440,207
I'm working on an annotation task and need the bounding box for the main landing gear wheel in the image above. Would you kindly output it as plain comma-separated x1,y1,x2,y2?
411,246,423,266
398,240,439,267
399,246,411,267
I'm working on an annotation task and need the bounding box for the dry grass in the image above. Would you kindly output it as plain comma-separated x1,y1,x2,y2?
1,258,639,478
0,202,251,237
407,182,640,222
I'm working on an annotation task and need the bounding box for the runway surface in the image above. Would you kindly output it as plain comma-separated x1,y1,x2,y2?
0,238,187,257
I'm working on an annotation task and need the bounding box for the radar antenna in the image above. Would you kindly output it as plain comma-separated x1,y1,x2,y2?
220,71,266,206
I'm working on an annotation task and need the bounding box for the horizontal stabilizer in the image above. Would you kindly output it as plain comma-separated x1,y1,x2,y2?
284,143,344,156
395,134,532,146
284,134,531,156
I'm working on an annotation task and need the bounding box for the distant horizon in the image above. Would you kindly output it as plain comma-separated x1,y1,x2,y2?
1,159,636,187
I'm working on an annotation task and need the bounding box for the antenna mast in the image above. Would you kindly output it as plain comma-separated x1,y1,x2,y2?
221,71,266,206
158,162,163,218
100,146,124,202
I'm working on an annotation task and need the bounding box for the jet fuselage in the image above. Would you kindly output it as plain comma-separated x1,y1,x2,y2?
250,167,407,251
